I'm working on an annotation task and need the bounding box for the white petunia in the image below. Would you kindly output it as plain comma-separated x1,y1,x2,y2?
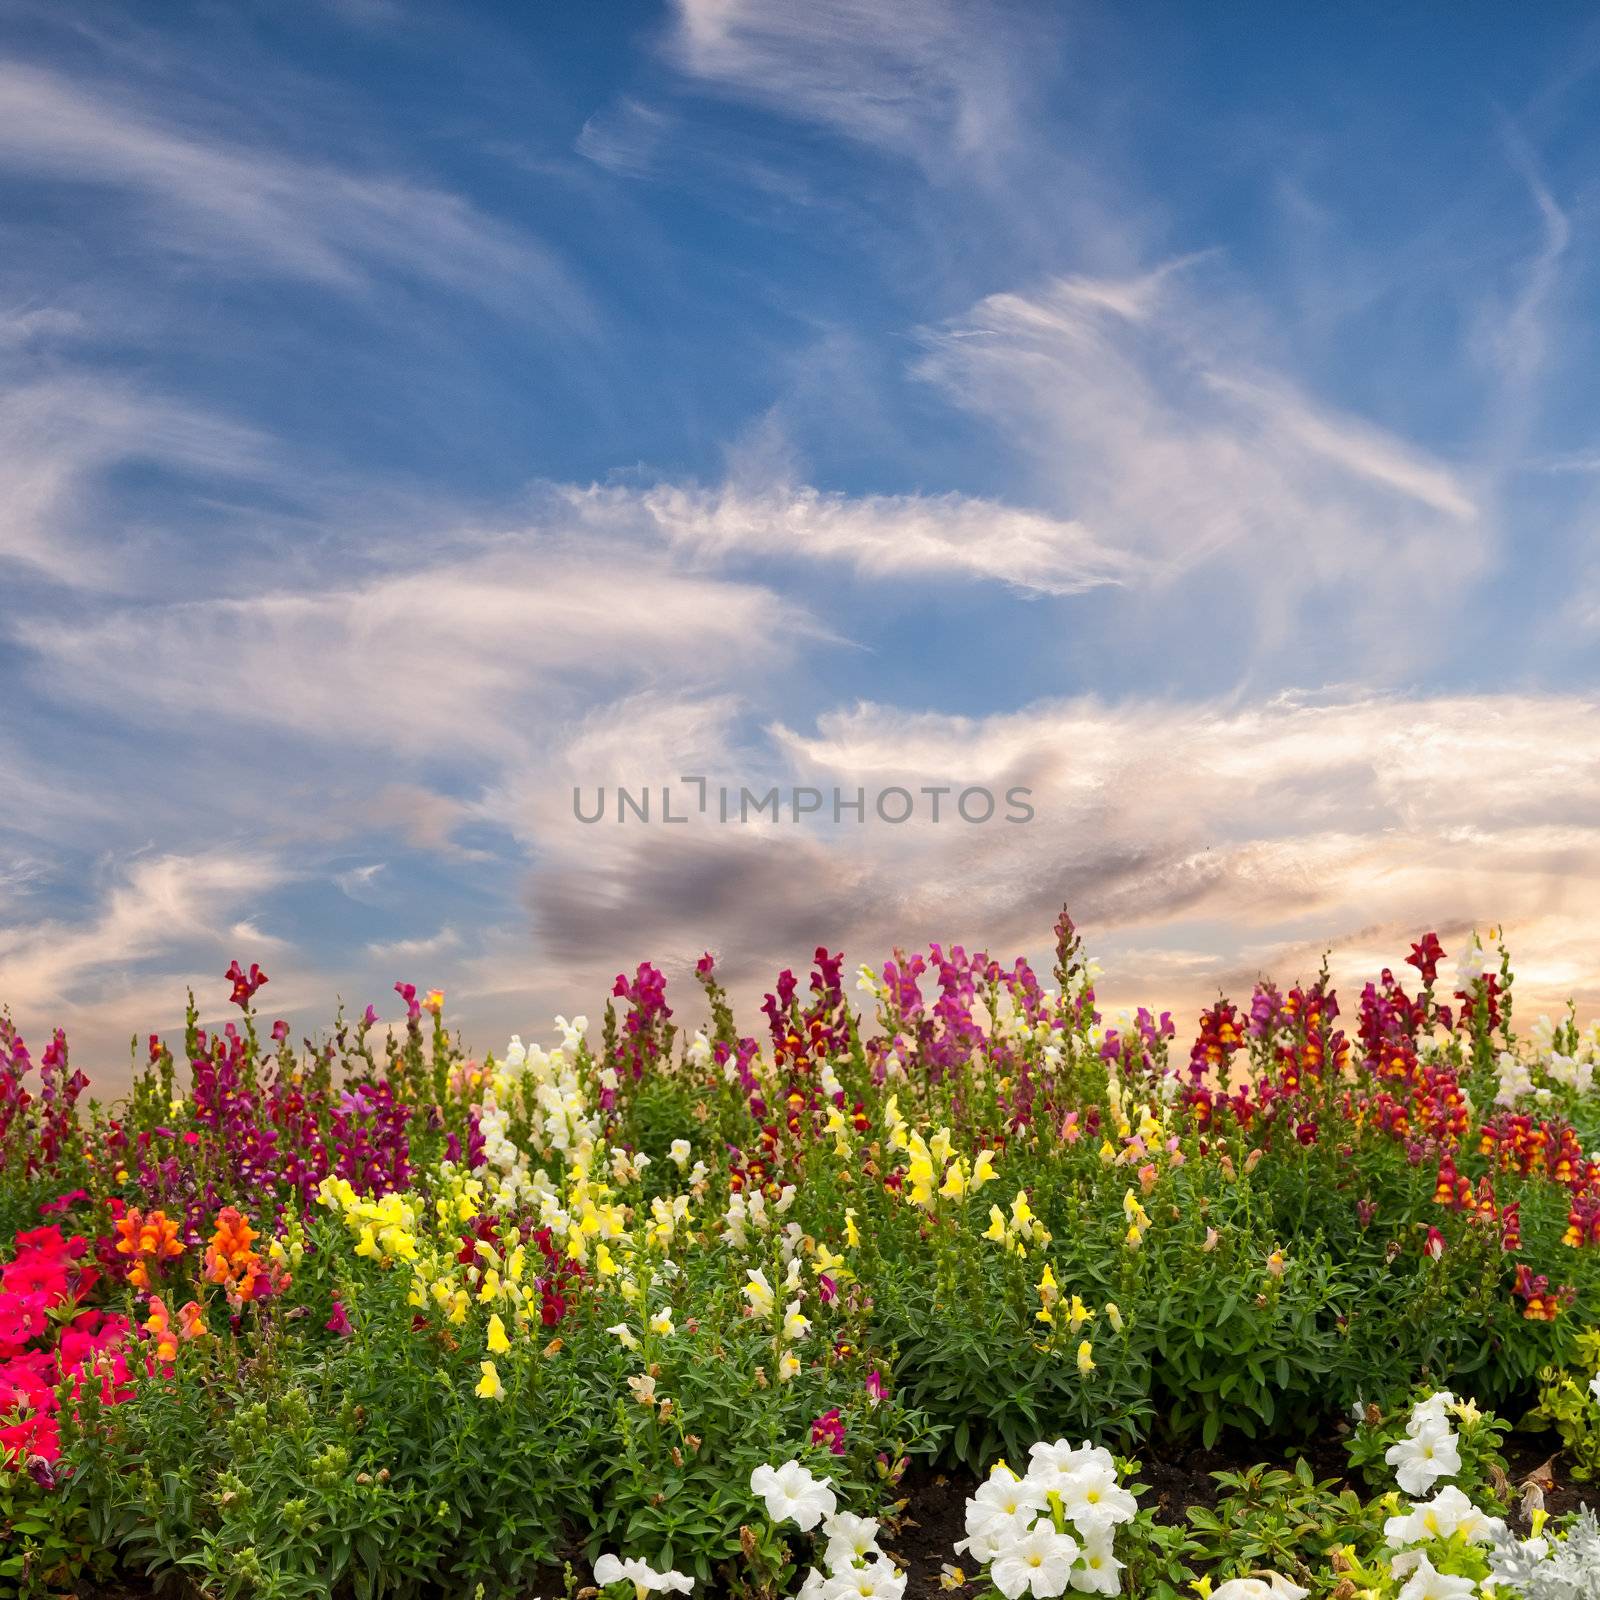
1384,1484,1504,1551
1209,1578,1309,1600
955,1507,1038,1565
1054,1461,1137,1535
1025,1440,1117,1495
823,1510,883,1573
1407,1392,1457,1436
989,1525,1081,1599
1069,1526,1124,1595
750,1459,837,1531
1395,1552,1477,1600
1386,1418,1461,1496
593,1552,695,1594
965,1466,1051,1538
821,1556,907,1599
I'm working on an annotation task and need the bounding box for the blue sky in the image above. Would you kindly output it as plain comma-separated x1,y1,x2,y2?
4,0,1600,1081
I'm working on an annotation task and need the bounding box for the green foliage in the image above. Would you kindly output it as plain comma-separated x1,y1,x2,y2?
1530,1328,1600,1481
1186,1457,1384,1591
0,1468,111,1600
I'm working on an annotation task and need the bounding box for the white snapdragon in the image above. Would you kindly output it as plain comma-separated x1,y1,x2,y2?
1454,932,1498,994
1493,1050,1538,1108
722,1190,758,1247
1546,1050,1595,1094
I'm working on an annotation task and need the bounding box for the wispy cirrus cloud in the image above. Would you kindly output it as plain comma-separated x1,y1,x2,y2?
2,0,1598,1093
366,925,461,963
665,0,1034,167
564,480,1141,597
15,538,825,756
0,60,585,316
0,849,289,1012
913,266,1484,662
0,368,270,582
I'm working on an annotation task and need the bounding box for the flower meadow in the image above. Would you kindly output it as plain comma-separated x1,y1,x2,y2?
4,913,1600,1598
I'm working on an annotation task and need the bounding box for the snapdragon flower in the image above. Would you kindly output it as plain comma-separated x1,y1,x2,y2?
743,1267,775,1317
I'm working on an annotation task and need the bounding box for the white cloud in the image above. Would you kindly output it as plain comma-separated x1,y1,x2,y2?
16,539,825,755
0,306,87,348
0,61,583,315
575,97,673,180
0,849,288,1011
0,371,269,580
366,925,461,963
913,267,1483,661
666,0,1029,167
334,864,389,902
565,480,1139,597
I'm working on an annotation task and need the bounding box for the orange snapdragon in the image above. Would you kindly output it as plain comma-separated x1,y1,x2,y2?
113,1207,184,1289
203,1207,288,1306
143,1294,207,1362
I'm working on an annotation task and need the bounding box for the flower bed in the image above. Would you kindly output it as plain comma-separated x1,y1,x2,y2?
3,911,1600,1597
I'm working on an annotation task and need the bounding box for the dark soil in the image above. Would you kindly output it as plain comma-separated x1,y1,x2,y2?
80,1434,1600,1600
